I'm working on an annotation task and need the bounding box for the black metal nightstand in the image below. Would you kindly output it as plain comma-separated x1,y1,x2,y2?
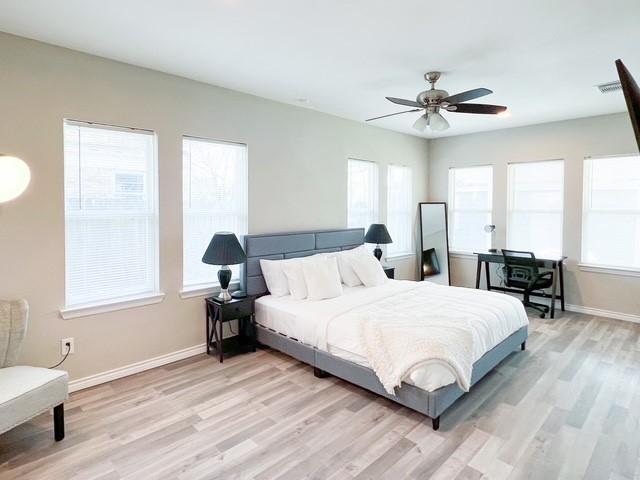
383,266,395,279
205,296,256,362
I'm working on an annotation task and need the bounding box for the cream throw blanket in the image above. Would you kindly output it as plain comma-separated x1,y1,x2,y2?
359,312,474,395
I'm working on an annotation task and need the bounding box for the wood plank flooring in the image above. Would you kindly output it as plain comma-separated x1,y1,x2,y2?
1,311,640,479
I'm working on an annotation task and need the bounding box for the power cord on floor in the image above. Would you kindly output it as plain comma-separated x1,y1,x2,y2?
48,342,71,369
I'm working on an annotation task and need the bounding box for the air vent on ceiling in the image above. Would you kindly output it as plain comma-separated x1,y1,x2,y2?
596,80,622,94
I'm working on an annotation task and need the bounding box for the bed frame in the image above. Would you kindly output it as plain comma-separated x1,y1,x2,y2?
240,228,528,430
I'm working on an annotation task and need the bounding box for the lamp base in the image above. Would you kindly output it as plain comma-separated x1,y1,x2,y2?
218,289,232,302
373,246,383,261
217,266,232,302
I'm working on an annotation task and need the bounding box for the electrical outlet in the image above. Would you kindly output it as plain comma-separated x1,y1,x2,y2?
60,337,75,355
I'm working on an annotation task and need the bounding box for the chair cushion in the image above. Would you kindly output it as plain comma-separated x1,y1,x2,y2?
0,366,69,434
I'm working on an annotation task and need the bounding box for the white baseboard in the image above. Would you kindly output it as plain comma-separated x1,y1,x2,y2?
69,343,206,393
564,303,640,324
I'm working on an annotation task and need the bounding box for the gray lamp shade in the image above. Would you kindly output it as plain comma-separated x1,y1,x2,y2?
202,232,246,266
364,224,393,245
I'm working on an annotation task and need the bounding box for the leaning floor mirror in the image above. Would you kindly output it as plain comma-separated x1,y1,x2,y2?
419,202,451,285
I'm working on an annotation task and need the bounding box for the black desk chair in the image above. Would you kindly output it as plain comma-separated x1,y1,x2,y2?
501,249,554,318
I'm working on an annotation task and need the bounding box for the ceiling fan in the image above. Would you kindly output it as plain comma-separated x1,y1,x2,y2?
366,72,507,132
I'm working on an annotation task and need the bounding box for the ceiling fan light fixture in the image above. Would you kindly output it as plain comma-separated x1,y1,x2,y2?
429,112,449,131
412,113,429,132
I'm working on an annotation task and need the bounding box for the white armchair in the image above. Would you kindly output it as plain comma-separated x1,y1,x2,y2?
0,300,69,441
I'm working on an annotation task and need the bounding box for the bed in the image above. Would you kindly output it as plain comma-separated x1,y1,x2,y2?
240,228,528,430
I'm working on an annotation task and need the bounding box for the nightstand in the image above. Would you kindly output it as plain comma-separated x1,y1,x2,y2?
383,266,395,279
205,296,256,362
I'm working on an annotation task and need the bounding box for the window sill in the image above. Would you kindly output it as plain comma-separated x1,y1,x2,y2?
60,292,166,320
179,281,240,299
578,264,640,278
384,252,416,261
450,250,477,260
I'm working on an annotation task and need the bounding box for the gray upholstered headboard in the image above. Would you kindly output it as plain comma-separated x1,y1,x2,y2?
240,228,365,296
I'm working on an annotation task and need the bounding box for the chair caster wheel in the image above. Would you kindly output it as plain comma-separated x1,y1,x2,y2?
539,313,546,319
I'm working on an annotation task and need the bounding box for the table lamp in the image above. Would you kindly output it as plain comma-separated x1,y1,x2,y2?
364,224,393,261
202,232,246,302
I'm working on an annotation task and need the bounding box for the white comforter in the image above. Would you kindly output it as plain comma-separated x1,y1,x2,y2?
256,280,528,392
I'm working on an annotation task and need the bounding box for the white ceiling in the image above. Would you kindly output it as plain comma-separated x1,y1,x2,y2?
1,0,639,138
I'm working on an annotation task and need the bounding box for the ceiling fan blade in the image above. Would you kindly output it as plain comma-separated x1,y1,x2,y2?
386,97,423,108
445,103,507,115
441,88,492,105
412,114,429,131
366,108,421,122
429,112,450,131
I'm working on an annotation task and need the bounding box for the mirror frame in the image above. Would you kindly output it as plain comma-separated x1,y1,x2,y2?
418,201,451,286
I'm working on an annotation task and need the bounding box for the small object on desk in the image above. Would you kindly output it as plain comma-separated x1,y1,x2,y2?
383,266,395,279
205,295,256,363
231,290,247,299
202,232,247,302
364,224,393,261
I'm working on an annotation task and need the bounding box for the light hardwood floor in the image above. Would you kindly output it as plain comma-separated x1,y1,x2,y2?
1,311,640,479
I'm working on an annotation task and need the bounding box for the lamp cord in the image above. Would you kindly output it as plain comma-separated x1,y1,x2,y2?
48,345,71,369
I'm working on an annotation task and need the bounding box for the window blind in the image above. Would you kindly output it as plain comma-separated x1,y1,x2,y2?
387,165,413,256
448,166,493,252
63,121,158,307
507,160,564,257
183,137,248,289
582,155,640,269
347,159,379,229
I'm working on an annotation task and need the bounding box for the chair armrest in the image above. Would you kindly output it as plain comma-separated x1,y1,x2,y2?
527,271,553,289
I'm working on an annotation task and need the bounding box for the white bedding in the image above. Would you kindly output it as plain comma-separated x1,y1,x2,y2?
255,280,528,392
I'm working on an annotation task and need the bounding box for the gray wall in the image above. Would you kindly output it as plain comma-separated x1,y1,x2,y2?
0,33,429,381
428,113,640,317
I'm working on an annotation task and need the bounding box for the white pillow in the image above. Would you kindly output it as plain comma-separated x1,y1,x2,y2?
336,246,368,287
349,253,388,287
281,260,308,300
260,258,291,297
302,256,343,300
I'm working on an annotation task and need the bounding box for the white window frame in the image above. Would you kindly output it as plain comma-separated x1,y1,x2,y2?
447,165,493,254
506,159,564,257
60,120,161,319
347,158,379,229
386,164,414,258
580,153,640,275
181,136,248,298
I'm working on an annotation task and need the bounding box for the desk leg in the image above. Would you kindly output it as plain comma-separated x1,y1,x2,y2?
550,265,558,319
559,260,565,311
485,261,491,291
475,258,482,289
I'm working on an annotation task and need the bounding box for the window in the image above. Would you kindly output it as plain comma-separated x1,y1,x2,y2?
386,165,413,256
448,166,493,252
63,121,158,308
507,160,564,256
582,154,640,270
183,137,248,290
347,159,379,228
